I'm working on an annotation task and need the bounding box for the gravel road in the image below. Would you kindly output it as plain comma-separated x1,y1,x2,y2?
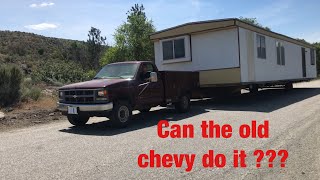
0,80,319,180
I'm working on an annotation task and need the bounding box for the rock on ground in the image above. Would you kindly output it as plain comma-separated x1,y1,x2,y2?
0,112,5,120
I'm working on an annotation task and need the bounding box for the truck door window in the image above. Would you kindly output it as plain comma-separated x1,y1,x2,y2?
139,63,157,82
145,64,155,72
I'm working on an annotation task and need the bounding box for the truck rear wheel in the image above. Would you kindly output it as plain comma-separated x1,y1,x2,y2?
175,95,190,113
110,101,132,128
67,115,89,126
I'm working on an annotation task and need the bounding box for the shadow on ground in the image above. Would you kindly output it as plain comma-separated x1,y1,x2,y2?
59,106,208,136
195,87,320,112
59,87,320,136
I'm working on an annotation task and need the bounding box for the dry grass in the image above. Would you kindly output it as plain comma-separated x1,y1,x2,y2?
20,96,57,110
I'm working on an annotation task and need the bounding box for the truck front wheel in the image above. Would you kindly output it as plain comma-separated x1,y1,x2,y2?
67,115,89,126
175,95,190,113
110,101,132,128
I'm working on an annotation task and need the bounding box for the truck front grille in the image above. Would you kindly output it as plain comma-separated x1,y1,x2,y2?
62,89,96,104
65,90,94,96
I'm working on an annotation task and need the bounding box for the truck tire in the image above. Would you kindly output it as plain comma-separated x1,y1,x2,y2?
110,101,132,128
67,115,89,126
175,95,190,113
139,108,151,113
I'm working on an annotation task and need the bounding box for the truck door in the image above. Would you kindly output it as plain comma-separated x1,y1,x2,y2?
136,63,164,106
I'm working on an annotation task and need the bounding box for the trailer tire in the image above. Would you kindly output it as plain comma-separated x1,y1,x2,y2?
67,115,89,126
285,83,293,90
175,95,190,113
110,101,132,128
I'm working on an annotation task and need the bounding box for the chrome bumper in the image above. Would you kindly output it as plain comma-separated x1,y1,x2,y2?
57,102,113,112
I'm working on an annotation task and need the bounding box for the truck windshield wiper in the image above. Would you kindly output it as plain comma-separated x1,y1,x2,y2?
93,77,103,79
94,76,124,79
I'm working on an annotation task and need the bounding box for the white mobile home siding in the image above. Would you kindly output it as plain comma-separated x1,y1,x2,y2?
154,28,239,71
154,24,317,86
239,27,317,83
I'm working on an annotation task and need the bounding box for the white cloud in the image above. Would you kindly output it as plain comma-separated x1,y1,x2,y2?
29,2,55,8
30,4,37,8
25,23,58,30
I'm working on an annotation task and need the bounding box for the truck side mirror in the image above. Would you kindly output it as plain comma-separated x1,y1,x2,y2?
150,72,158,82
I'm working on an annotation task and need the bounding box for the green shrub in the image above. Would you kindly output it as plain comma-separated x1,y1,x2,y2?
22,77,33,89
21,87,41,101
29,87,41,100
21,78,42,102
38,49,44,55
31,59,88,84
0,65,23,106
84,69,97,80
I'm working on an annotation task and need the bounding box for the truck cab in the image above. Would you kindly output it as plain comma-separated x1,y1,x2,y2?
58,61,193,127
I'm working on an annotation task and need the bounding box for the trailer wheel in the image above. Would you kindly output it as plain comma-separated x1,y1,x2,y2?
285,83,293,90
67,115,89,126
110,101,132,128
175,95,190,113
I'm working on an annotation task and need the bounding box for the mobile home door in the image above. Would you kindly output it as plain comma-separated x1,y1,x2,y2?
301,48,306,77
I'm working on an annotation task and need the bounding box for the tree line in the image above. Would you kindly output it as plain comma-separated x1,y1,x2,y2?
88,4,155,68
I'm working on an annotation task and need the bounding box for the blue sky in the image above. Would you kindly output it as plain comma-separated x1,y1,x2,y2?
1,0,319,44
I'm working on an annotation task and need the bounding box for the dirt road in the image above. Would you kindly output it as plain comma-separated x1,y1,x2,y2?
0,80,319,179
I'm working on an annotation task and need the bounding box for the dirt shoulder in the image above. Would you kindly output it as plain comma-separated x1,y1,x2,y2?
0,96,64,132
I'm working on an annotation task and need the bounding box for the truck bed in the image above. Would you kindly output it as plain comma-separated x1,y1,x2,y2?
160,71,199,103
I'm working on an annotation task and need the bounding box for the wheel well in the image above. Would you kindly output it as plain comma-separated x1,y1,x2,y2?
114,97,133,107
181,90,192,97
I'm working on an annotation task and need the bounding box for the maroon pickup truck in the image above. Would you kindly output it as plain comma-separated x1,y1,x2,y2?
58,61,197,127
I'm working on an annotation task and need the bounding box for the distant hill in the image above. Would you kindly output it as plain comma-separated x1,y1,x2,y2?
0,30,90,74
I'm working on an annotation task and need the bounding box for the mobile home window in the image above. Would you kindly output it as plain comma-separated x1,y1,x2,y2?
311,49,315,65
162,41,174,60
162,38,186,60
257,34,266,59
276,42,285,65
174,39,186,58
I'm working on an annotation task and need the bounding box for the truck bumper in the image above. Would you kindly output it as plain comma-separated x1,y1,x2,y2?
57,102,113,112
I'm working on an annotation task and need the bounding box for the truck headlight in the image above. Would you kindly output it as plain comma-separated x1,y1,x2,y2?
97,90,108,97
97,90,108,101
59,91,63,97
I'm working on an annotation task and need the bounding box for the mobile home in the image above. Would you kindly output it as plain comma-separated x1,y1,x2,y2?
150,18,317,92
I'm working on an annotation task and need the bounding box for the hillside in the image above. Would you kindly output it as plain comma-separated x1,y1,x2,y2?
0,30,101,108
0,30,90,74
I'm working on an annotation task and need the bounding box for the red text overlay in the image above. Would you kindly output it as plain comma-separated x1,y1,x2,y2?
137,120,288,172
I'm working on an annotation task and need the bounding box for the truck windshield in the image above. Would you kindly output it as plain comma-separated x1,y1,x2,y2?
94,63,139,79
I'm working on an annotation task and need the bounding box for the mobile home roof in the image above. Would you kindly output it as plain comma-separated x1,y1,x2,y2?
150,18,314,49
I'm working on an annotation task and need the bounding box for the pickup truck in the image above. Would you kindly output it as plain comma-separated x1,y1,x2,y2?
58,61,197,127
